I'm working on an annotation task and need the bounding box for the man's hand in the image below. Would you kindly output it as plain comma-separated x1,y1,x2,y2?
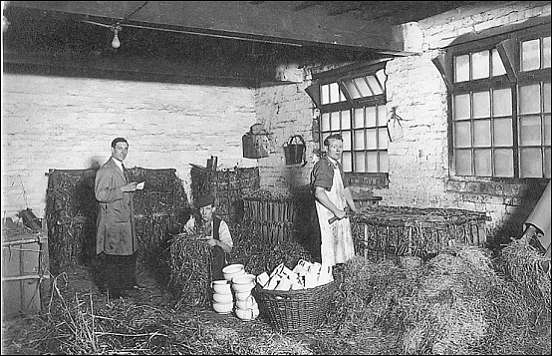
121,182,138,192
333,209,346,219
204,238,217,247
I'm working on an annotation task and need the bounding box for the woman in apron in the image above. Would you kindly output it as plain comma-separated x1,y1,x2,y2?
311,133,358,267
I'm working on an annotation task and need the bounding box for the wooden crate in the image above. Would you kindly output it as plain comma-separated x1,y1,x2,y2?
2,226,50,319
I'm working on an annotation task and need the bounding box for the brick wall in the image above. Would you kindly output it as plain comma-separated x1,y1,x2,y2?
1,73,257,219
254,1,551,239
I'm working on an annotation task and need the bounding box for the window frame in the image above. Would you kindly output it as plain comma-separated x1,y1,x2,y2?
445,21,551,182
313,61,390,186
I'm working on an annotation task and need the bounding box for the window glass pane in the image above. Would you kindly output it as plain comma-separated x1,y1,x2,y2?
473,91,490,118
520,148,542,177
341,110,351,130
545,115,551,145
491,49,506,76
378,129,388,149
354,77,372,97
330,112,340,130
492,88,512,116
366,75,383,95
376,69,387,89
519,84,541,114
342,152,352,172
545,147,551,178
344,80,361,99
544,37,551,68
366,152,378,173
329,82,340,103
321,113,331,131
493,118,513,146
474,149,492,176
454,121,471,148
455,149,472,175
377,105,387,126
354,130,365,150
354,152,366,172
454,94,470,120
366,106,377,127
494,149,514,177
366,129,378,149
380,151,388,173
544,83,551,113
354,108,364,128
472,50,490,80
321,84,330,105
473,120,491,147
454,55,470,82
342,131,351,151
521,39,540,72
519,115,542,146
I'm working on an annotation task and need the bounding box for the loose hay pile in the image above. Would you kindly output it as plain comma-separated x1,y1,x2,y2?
321,243,551,355
498,236,551,312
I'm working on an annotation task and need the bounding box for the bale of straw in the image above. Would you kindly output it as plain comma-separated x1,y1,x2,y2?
168,232,213,308
498,236,551,312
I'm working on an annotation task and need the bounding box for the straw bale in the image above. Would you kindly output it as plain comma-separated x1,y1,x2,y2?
498,236,551,312
168,232,212,308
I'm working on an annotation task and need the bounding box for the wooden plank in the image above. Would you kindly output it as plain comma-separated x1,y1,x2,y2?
2,280,22,318
9,1,402,51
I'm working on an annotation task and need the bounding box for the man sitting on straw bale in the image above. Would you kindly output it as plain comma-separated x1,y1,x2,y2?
94,137,143,298
518,180,551,269
185,193,233,280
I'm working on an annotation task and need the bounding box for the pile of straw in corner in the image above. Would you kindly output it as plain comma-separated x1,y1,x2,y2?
498,236,551,312
322,244,501,355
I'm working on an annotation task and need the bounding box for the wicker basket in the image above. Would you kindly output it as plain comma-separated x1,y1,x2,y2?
253,281,337,333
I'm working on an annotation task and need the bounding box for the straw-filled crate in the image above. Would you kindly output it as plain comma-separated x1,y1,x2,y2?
254,281,337,334
351,206,489,260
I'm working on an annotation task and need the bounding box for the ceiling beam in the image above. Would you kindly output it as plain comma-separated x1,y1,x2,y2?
8,1,404,52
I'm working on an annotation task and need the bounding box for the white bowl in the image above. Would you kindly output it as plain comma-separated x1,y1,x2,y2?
211,280,231,294
212,292,233,304
232,273,256,285
232,282,256,293
235,296,257,310
212,302,234,314
222,264,245,281
234,291,251,300
235,305,259,321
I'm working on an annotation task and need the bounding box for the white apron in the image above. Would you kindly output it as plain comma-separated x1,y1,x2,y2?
315,165,355,267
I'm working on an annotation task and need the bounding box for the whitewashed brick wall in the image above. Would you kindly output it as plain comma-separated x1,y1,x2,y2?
254,1,551,236
1,73,257,219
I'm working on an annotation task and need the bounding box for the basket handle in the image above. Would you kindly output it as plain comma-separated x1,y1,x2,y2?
283,135,307,167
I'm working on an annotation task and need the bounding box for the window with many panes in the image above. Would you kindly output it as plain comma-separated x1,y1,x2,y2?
314,63,389,174
449,24,551,179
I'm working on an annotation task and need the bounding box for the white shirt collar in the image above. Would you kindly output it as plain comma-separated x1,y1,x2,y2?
112,157,124,171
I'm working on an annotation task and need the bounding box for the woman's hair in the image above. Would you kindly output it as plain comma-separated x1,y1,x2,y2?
323,133,343,147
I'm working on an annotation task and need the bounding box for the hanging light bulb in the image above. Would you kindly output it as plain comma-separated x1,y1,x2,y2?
111,25,121,49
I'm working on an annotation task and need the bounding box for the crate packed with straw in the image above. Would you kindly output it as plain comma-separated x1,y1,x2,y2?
351,205,489,260
46,169,98,275
242,188,297,244
190,164,260,224
498,235,551,312
127,168,190,267
46,167,189,276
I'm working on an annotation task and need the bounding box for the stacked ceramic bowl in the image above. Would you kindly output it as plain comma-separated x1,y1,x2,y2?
232,273,259,321
211,280,233,314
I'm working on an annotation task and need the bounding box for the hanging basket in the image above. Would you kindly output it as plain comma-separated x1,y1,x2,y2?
283,135,307,166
